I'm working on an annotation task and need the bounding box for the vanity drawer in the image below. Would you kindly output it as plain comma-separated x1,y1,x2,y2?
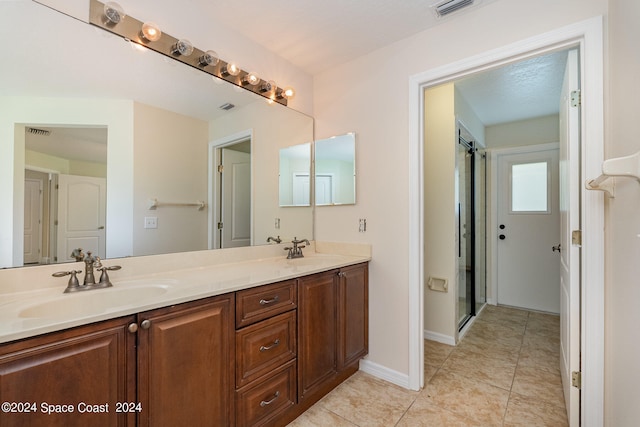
236,279,297,328
236,311,297,388
236,359,297,427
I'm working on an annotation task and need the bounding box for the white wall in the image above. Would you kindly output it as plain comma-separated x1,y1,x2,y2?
605,0,640,424
132,102,209,256
313,0,607,381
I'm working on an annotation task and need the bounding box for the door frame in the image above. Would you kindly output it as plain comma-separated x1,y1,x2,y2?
408,16,604,425
208,130,253,250
489,142,560,311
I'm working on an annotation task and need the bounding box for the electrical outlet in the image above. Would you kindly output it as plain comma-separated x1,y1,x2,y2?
144,216,158,229
359,218,367,233
275,218,281,229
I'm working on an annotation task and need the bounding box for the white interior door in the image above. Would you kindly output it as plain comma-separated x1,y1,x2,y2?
315,174,333,205
56,174,106,262
23,178,42,264
559,49,581,427
221,148,251,248
292,173,310,206
496,146,560,313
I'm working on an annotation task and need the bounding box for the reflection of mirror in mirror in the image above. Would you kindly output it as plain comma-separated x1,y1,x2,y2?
279,143,312,207
0,2,314,269
315,132,356,206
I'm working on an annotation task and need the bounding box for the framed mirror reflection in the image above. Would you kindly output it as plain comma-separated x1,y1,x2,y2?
0,2,314,269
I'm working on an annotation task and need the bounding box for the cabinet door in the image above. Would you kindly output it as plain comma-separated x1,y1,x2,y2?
137,294,235,427
337,263,369,370
297,271,337,402
0,316,136,427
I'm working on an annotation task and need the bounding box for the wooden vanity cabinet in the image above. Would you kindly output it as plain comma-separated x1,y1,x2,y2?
297,262,369,410
235,281,298,427
0,316,137,427
137,294,235,427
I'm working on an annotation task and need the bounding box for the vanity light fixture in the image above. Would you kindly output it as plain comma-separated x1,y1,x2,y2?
103,1,125,24
171,39,194,56
221,63,241,77
141,22,162,42
198,50,219,67
242,71,261,86
89,0,293,106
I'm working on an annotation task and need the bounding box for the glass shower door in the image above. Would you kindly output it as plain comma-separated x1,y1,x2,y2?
457,139,473,328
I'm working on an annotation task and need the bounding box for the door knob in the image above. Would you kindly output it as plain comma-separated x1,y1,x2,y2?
552,244,562,253
499,234,506,240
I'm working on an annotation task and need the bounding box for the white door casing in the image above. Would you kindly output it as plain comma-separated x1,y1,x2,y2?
559,49,581,427
221,148,251,249
56,174,106,262
407,19,604,426
23,178,42,264
496,146,560,313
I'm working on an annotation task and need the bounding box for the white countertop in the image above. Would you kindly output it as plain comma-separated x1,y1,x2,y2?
0,244,370,344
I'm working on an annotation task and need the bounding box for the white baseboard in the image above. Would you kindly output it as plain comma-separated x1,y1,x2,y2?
423,330,455,346
359,359,411,390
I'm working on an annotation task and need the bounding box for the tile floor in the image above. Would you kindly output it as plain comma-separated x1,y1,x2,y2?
287,305,568,426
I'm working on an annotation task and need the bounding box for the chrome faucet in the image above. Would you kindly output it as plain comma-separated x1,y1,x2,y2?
267,236,282,244
284,237,310,259
53,250,122,293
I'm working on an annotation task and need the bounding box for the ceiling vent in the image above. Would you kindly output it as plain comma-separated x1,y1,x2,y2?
432,0,477,18
219,103,235,111
26,127,50,136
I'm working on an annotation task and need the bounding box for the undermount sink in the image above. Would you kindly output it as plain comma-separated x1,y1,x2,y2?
19,285,169,319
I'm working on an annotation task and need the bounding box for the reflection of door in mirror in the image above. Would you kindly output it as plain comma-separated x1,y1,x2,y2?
23,126,108,265
56,174,106,263
315,175,334,205
219,144,251,249
279,143,312,207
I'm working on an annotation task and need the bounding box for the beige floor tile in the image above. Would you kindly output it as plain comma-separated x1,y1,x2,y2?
318,371,418,427
425,363,439,383
397,398,483,427
424,339,455,367
457,336,521,363
286,404,357,426
441,346,517,390
421,370,510,427
476,307,529,332
511,365,565,408
503,393,568,427
523,332,560,354
464,321,524,349
518,343,561,374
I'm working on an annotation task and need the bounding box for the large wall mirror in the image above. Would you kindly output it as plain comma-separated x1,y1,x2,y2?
314,132,356,206
0,1,313,269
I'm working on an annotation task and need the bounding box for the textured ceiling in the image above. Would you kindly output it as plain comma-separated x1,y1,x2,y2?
179,0,501,75
456,50,569,126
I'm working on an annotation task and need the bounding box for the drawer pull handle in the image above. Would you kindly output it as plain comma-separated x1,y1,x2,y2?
259,339,280,352
259,295,279,305
260,391,280,407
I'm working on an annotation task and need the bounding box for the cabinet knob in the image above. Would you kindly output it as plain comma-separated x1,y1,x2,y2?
338,272,347,278
140,319,151,330
128,323,138,333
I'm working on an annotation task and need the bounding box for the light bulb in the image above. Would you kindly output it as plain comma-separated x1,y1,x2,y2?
171,39,194,56
243,71,260,86
199,50,219,67
103,2,125,24
141,22,162,42
260,80,277,93
282,87,295,99
222,63,241,77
